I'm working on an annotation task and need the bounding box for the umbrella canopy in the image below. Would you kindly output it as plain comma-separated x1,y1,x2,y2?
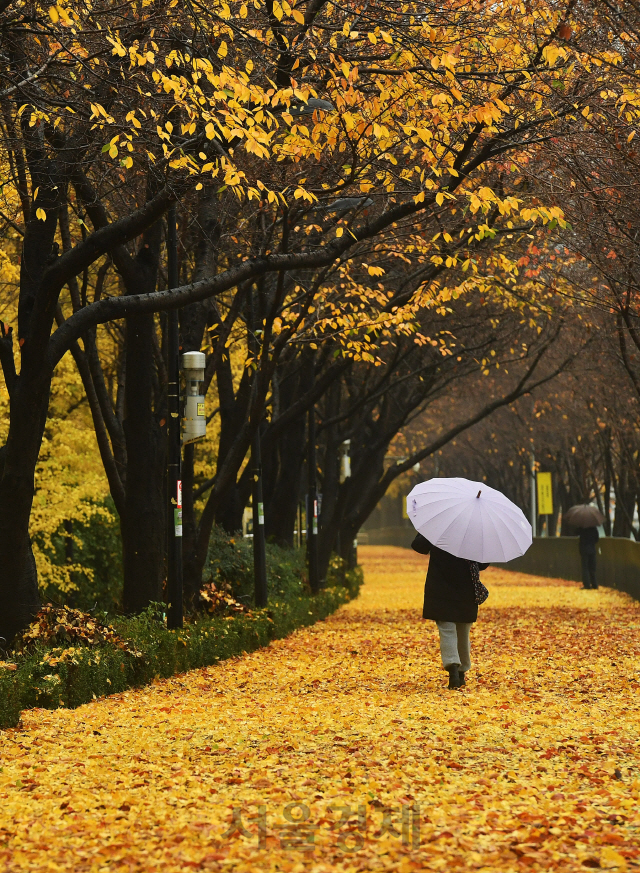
406,477,532,563
564,504,605,529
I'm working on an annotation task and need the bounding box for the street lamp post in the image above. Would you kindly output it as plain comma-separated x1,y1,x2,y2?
252,429,268,607
530,451,537,538
307,407,320,594
338,439,357,568
166,205,183,630
248,286,268,607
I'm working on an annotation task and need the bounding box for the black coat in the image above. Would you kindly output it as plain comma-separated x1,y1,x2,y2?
579,527,599,554
411,533,488,623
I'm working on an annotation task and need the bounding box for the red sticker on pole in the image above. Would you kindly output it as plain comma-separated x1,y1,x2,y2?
177,480,182,509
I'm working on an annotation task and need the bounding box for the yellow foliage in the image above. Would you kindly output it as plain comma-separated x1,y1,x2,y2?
0,349,111,595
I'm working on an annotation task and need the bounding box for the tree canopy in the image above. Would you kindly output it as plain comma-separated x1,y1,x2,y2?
0,0,636,638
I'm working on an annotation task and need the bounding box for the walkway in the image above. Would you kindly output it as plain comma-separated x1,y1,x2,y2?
1,546,639,872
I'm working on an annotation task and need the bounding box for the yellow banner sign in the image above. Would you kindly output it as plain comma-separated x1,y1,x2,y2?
537,472,553,516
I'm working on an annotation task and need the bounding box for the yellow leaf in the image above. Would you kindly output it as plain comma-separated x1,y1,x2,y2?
109,144,118,158
205,123,216,139
292,8,304,23
601,848,627,870
336,227,344,237
582,105,590,117
36,208,46,221
217,41,228,58
436,192,444,206
543,45,560,66
122,156,133,169
48,6,59,23
341,61,350,79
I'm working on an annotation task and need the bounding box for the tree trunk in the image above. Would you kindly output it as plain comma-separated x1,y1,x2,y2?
612,464,636,538
263,408,307,548
0,373,49,643
121,312,167,613
213,482,247,535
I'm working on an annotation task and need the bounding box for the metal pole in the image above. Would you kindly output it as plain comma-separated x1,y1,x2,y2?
530,451,537,538
252,430,268,607
350,536,358,570
167,205,183,629
248,284,268,607
307,407,320,593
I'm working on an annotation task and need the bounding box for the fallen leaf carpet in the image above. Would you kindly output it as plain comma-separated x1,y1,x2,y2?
1,545,639,872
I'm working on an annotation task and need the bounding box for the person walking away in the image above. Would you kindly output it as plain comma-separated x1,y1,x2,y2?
579,526,599,589
411,532,488,689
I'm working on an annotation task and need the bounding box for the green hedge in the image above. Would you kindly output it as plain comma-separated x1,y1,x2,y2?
0,585,353,730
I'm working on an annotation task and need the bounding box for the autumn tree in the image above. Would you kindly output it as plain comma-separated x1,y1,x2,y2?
0,0,608,638
424,321,640,540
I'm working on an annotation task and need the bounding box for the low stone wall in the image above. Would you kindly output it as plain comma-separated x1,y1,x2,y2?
358,528,640,602
503,536,640,601
357,526,415,548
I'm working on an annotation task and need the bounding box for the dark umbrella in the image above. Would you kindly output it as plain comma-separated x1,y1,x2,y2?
564,504,605,528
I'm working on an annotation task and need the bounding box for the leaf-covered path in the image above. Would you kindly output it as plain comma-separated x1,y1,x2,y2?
2,546,640,872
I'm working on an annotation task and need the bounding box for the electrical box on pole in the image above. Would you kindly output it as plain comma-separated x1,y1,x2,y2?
181,351,206,445
339,439,351,484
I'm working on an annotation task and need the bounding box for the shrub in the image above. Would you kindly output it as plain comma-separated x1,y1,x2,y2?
0,522,364,729
326,554,365,599
38,499,123,614
0,585,352,730
203,527,309,606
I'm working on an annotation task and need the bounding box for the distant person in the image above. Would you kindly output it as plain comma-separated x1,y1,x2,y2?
579,526,599,589
411,532,489,689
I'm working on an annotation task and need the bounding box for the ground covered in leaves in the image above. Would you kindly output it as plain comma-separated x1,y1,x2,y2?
1,546,639,872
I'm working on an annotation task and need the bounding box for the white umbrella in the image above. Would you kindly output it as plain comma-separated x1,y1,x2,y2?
406,477,532,563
